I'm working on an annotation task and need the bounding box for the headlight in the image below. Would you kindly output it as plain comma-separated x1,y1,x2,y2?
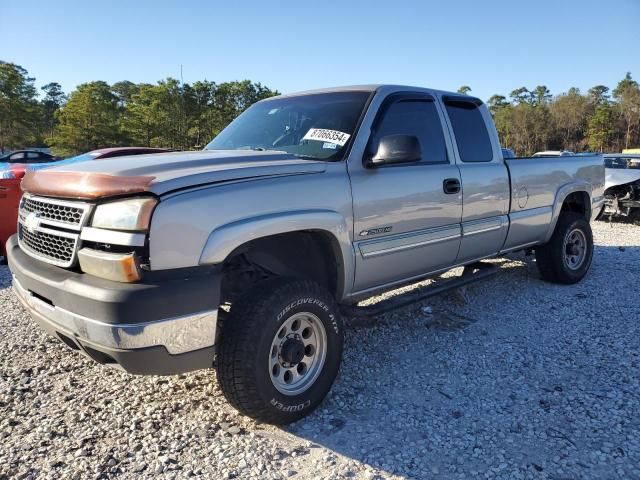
91,197,158,231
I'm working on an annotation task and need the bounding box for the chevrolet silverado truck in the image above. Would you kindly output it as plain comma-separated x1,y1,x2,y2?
7,85,604,424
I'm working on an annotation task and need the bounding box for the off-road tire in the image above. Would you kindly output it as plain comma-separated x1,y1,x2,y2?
535,212,593,284
216,278,343,424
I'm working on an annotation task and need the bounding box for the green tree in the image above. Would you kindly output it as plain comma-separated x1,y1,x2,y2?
0,61,40,152
185,80,216,148
40,82,66,139
587,105,616,152
49,81,121,156
112,80,138,108
120,83,164,147
510,87,531,105
532,85,552,106
487,94,508,112
612,72,640,149
457,85,472,95
588,85,610,106
488,95,514,151
550,87,589,151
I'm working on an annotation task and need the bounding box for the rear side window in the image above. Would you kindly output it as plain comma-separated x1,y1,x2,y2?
372,99,447,164
445,100,493,162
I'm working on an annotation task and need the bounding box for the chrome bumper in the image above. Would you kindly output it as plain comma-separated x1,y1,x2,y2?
12,275,217,355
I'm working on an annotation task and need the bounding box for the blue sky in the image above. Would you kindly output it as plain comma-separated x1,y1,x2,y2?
2,0,639,101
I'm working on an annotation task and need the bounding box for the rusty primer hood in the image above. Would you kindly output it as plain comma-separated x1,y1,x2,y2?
21,150,327,199
22,170,155,199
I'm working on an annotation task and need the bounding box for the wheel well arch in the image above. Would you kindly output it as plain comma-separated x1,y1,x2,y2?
560,191,590,220
545,187,591,243
220,230,345,304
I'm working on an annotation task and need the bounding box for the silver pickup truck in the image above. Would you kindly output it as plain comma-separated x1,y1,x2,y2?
7,85,604,424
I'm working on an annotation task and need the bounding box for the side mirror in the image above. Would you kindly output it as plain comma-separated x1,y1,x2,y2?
367,134,421,167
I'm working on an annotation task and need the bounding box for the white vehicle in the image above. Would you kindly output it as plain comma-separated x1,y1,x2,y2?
602,154,640,218
532,150,575,157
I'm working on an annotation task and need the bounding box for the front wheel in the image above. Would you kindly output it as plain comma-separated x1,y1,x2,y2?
535,212,594,284
216,278,343,424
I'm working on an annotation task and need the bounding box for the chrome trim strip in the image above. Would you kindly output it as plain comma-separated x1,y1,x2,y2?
509,205,553,220
359,225,461,259
462,217,504,237
29,224,78,239
12,275,217,355
80,227,146,247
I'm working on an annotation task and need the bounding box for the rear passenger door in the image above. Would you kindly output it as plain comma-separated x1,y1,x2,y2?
441,97,510,263
349,93,463,292
25,152,41,163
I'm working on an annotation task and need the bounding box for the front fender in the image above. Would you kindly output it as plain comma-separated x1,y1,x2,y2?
198,209,354,299
544,181,592,243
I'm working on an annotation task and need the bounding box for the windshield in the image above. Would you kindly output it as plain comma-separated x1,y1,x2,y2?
205,91,371,160
605,156,640,169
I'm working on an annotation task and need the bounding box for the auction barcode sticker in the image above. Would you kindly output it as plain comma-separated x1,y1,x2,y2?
302,128,351,147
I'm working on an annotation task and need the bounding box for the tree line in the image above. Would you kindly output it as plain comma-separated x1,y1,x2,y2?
460,73,640,155
2,60,639,157
0,61,278,156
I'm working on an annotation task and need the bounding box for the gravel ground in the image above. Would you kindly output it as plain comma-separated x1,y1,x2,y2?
1,220,640,480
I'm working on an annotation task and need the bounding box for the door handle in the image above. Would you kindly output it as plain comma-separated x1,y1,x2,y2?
443,178,460,194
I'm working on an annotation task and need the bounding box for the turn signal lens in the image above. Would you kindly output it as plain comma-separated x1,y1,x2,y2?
78,248,142,283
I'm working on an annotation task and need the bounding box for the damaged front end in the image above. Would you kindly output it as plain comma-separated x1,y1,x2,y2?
603,155,640,218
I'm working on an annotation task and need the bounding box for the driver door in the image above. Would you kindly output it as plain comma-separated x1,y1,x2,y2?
348,93,463,293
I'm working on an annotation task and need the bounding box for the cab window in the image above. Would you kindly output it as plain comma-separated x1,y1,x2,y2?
444,99,493,162
371,99,447,164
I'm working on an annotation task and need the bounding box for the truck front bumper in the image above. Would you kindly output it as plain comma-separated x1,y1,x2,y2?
6,235,220,375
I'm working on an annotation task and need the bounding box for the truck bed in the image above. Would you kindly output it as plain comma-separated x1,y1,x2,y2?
501,154,604,251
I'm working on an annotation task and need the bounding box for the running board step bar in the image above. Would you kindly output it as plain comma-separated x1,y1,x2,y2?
340,262,499,318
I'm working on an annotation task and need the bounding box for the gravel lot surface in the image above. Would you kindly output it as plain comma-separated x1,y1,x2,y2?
1,220,639,480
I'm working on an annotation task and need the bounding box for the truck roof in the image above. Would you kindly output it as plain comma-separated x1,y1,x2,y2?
272,84,477,102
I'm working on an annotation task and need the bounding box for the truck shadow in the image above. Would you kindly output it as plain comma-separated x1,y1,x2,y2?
283,245,640,478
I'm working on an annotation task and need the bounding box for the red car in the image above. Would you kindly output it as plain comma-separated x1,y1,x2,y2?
0,147,169,262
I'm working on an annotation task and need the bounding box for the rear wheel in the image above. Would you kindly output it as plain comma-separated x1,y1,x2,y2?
216,278,343,424
535,212,593,284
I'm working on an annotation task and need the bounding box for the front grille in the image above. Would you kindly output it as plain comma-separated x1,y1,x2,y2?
19,224,78,265
18,194,92,268
21,196,85,226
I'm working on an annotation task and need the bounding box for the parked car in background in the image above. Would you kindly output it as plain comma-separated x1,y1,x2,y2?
601,153,640,218
0,147,169,263
6,84,604,424
0,150,57,164
532,150,575,157
501,148,516,158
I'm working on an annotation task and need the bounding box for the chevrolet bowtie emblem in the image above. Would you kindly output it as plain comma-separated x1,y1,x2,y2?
24,212,41,234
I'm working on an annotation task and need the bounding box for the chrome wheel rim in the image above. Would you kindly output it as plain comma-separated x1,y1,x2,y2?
269,312,327,396
563,228,587,271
